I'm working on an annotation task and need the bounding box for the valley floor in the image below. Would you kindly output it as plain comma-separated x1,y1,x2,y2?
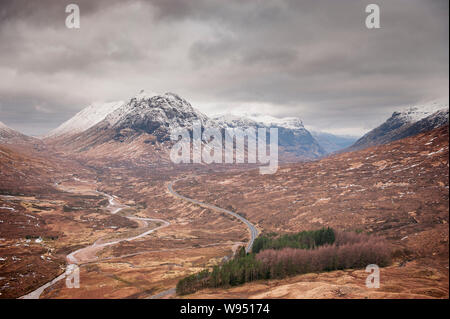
0,126,448,299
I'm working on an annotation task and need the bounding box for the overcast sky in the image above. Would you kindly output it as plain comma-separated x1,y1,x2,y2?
0,0,448,136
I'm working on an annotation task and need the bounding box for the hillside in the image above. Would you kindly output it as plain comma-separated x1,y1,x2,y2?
45,101,124,139
0,121,40,146
171,125,449,298
349,102,448,151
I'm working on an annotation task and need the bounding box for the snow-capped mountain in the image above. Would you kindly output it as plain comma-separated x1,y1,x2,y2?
45,100,124,138
349,102,449,151
102,91,213,142
213,114,326,159
49,91,218,161
212,114,262,129
246,115,305,130
46,91,328,161
391,102,447,123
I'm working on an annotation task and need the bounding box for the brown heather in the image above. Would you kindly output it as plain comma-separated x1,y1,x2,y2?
256,231,391,277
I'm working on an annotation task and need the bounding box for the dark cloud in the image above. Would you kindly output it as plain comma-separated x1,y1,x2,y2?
0,0,448,136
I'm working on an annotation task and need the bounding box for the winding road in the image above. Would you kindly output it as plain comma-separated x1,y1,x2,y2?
20,177,258,299
146,179,259,300
20,184,170,299
168,179,258,253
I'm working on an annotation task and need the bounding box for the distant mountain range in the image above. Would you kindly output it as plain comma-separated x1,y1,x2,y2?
310,131,358,154
41,91,328,162
349,102,449,151
213,114,326,159
2,93,448,162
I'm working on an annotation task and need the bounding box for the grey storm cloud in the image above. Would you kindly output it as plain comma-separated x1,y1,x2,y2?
0,0,448,136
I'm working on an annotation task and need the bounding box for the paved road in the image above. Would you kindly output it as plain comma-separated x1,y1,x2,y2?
66,216,170,264
22,178,258,299
148,288,176,299
147,179,259,300
168,180,258,253
20,184,170,299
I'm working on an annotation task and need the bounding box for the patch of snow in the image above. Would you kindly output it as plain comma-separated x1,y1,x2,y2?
393,163,420,173
395,101,449,123
103,91,213,133
0,121,14,132
425,137,437,145
213,111,307,131
427,147,447,156
134,89,160,101
246,114,305,129
45,100,124,138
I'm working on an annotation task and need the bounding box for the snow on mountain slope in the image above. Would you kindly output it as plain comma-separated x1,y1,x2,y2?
52,91,216,155
100,91,215,143
105,91,211,129
47,91,327,161
212,114,262,129
0,120,11,131
391,101,448,124
213,114,326,159
45,100,124,138
214,114,307,130
246,115,305,130
349,102,449,151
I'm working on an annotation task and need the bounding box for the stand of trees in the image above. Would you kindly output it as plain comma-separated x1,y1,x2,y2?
252,227,335,253
176,228,391,295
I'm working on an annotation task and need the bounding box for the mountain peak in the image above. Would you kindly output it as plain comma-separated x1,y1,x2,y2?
213,114,305,130
133,89,159,101
247,115,304,130
213,114,260,128
102,91,210,142
349,101,449,151
131,90,186,103
393,101,449,124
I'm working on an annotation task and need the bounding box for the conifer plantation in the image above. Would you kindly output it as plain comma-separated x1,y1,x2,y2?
176,228,391,295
